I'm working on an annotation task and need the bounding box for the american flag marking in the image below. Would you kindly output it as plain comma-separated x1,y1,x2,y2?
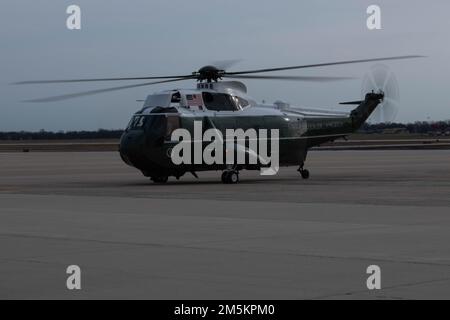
187,94,203,108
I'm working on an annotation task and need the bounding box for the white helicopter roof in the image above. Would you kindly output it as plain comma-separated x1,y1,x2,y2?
140,80,348,118
142,81,256,109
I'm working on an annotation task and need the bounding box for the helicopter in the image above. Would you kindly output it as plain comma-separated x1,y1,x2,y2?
16,55,423,184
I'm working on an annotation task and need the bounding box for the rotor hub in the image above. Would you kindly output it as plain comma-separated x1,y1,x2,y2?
193,65,225,82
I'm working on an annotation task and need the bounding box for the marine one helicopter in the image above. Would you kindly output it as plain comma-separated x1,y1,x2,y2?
17,55,423,184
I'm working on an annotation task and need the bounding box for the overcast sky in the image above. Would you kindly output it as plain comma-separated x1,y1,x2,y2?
0,0,449,131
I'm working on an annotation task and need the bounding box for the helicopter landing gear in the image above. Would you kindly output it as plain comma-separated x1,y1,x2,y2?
151,175,169,184
297,164,310,180
300,169,310,179
221,170,239,184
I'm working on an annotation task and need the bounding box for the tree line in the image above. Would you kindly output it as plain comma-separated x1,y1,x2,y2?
0,121,449,140
361,121,450,134
0,129,124,140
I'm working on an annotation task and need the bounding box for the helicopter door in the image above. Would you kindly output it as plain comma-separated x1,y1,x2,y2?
165,114,180,140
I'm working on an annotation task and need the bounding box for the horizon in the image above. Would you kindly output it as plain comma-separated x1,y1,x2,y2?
1,120,449,135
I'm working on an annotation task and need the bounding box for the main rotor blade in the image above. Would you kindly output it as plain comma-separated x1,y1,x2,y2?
224,74,356,82
23,77,193,103
14,75,193,85
224,55,425,75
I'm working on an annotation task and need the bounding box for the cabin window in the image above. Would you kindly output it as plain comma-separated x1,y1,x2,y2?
202,92,238,111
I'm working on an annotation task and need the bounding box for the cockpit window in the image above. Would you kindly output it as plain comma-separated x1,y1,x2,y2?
202,92,238,111
171,91,181,103
232,96,249,109
143,93,172,108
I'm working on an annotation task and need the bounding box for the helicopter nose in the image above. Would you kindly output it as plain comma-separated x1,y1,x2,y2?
119,131,146,166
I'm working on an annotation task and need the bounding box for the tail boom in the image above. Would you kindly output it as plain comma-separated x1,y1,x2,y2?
350,92,384,130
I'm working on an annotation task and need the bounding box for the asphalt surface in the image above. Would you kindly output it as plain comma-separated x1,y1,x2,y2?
1,150,450,299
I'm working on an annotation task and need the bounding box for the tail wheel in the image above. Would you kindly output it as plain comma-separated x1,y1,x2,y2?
300,169,310,180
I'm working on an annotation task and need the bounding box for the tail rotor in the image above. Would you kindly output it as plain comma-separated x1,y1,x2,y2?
361,64,400,123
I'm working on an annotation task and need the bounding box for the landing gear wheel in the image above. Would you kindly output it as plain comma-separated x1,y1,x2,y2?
151,176,168,184
228,171,239,184
221,171,229,183
300,169,310,180
221,171,239,184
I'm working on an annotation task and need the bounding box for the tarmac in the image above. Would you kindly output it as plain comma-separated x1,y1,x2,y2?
1,150,450,299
